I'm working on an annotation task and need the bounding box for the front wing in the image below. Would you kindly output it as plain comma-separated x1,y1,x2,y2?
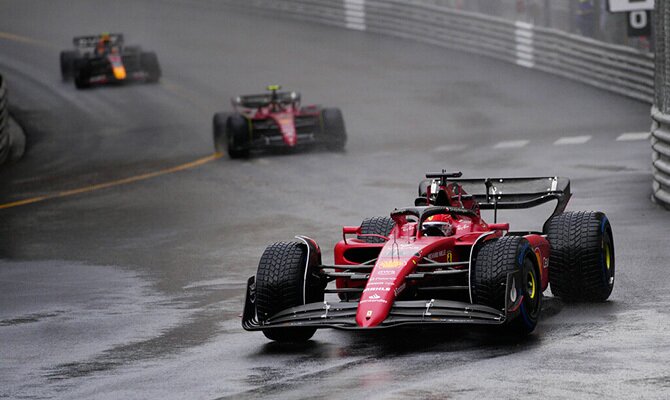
242,275,522,331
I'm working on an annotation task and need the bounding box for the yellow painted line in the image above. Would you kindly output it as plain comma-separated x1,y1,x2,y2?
0,153,223,210
0,31,59,50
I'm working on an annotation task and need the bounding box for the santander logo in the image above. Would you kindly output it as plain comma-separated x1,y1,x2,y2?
369,294,381,299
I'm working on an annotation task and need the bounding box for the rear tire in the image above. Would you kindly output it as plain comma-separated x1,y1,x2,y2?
544,211,614,302
60,51,77,81
140,51,161,83
321,108,346,151
358,216,395,243
255,241,324,343
473,236,541,335
213,112,232,155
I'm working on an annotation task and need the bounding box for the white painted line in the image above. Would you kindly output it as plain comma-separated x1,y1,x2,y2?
344,9,365,18
493,140,529,149
345,0,366,31
514,20,534,69
515,21,534,30
617,132,650,141
554,135,592,145
432,144,468,153
345,22,366,31
516,59,535,68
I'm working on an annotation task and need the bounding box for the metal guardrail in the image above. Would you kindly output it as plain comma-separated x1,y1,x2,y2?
0,73,9,165
221,0,663,207
221,0,654,103
651,108,670,209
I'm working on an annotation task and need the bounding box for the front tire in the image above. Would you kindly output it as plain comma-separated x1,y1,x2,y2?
473,236,542,335
358,216,395,243
255,241,324,342
321,108,346,151
74,62,91,89
545,211,614,302
60,51,77,81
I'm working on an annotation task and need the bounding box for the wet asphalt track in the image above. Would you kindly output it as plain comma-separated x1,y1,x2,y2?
1,1,669,399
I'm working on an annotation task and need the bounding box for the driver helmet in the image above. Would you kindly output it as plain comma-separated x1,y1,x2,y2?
97,32,111,54
422,215,454,236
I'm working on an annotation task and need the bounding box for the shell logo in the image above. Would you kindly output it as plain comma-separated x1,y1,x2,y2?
534,248,543,269
378,259,404,269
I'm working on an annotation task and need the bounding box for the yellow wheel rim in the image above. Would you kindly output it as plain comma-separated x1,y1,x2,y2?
527,271,536,299
604,241,612,270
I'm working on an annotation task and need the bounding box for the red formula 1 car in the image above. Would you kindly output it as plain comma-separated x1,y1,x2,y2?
242,171,615,342
60,33,161,89
213,85,346,158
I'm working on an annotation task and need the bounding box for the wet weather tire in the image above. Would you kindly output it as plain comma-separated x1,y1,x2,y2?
213,112,232,155
60,51,76,81
358,216,395,243
473,236,541,335
321,108,346,151
545,211,614,302
140,52,161,83
255,241,324,342
223,114,250,159
74,62,91,89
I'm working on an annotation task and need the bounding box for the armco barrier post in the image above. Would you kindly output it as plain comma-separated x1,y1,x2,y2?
652,0,670,209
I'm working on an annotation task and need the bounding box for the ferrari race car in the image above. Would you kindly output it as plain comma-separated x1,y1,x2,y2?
60,33,161,89
213,85,346,158
242,171,615,342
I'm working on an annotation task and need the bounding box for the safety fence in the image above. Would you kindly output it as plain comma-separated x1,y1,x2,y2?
221,0,654,103
0,73,9,165
651,108,670,209
221,0,664,206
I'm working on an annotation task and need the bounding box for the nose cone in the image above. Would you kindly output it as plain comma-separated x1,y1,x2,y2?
355,289,395,328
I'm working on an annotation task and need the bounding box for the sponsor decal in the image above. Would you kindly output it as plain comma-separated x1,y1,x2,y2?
369,277,395,282
377,270,395,276
427,249,453,261
366,310,373,317
534,248,543,268
378,259,404,269
394,283,406,297
369,294,381,299
360,299,388,304
363,287,391,293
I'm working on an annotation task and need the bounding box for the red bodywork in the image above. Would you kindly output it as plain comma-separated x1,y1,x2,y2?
333,183,551,328
242,173,571,333
232,92,322,148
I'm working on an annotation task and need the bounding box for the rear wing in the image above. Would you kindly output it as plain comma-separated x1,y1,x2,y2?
420,176,571,220
232,91,301,109
73,33,124,48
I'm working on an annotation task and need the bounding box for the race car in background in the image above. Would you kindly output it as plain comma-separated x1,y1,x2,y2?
213,85,346,158
242,171,615,342
60,33,161,89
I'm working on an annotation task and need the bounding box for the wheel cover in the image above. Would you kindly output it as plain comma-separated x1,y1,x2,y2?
604,241,612,271
527,270,537,300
